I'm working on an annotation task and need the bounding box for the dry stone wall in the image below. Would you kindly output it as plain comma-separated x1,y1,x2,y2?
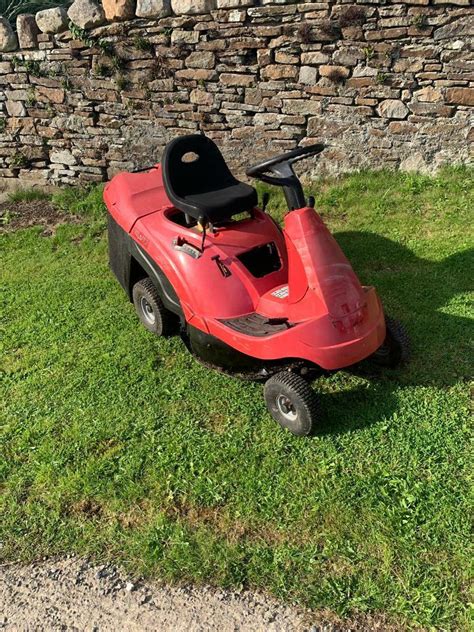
0,0,473,186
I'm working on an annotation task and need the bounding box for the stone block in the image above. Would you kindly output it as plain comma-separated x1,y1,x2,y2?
319,65,350,79
445,87,474,106
175,68,216,81
352,64,378,78
17,14,40,49
50,149,77,165
299,66,318,85
36,7,68,34
190,89,214,105
300,52,329,65
257,49,272,66
185,51,215,69
216,0,252,7
220,73,255,86
68,0,106,29
333,47,360,67
414,87,443,103
388,121,418,135
261,65,299,81
365,28,407,41
226,9,247,22
341,26,363,40
275,51,298,65
103,0,136,21
171,30,199,44
282,99,321,115
408,102,454,117
0,17,18,52
36,86,65,104
376,99,409,119
6,101,26,117
400,153,429,174
434,18,474,41
171,0,214,15
136,0,171,18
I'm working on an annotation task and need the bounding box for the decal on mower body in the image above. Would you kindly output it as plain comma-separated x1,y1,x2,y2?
272,286,289,299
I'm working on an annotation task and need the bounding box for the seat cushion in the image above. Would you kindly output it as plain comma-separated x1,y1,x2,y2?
162,135,258,223
183,182,258,223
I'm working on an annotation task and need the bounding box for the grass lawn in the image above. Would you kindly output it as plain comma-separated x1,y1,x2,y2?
1,168,472,629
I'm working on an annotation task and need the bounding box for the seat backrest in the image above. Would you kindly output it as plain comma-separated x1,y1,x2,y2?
162,134,237,203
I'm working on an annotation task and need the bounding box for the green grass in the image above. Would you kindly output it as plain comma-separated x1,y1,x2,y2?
7,188,51,203
1,168,472,629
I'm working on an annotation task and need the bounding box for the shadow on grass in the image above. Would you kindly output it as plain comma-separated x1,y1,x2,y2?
315,232,473,435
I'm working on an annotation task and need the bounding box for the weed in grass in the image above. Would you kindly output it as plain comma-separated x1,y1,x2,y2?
51,183,106,223
7,188,51,203
0,208,12,224
0,168,472,629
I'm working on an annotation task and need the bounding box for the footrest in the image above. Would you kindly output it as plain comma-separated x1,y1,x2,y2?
220,313,292,337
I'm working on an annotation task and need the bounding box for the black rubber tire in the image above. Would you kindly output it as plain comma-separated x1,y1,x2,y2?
372,315,410,368
132,277,175,336
264,371,319,436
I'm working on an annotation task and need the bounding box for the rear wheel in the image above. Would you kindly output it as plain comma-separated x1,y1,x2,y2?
372,315,410,368
264,372,319,436
132,277,175,336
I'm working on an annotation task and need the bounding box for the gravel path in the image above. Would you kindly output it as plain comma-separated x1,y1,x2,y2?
0,557,325,631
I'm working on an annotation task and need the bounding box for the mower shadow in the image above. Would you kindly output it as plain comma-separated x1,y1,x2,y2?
314,231,473,436
316,381,399,436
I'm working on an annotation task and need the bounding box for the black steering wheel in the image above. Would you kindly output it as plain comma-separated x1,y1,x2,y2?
246,143,325,210
246,143,326,186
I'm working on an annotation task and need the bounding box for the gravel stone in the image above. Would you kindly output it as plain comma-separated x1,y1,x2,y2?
0,557,319,631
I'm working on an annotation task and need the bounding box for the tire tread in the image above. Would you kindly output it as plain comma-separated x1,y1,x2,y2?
264,371,319,436
132,277,175,336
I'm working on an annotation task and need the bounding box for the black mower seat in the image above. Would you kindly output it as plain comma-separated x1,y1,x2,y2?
162,134,257,224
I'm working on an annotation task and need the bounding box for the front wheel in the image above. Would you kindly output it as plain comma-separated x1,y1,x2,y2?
264,372,319,436
371,315,410,368
132,277,175,337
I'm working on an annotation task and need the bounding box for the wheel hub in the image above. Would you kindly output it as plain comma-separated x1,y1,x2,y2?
276,394,297,421
140,296,156,325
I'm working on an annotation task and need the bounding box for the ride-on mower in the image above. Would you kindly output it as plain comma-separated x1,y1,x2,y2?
105,134,408,436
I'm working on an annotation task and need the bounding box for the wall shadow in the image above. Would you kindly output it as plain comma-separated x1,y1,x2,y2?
315,231,473,435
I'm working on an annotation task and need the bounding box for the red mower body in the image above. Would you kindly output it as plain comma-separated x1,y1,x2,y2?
104,165,385,372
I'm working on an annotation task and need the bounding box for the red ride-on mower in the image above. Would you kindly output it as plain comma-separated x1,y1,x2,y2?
104,135,408,436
